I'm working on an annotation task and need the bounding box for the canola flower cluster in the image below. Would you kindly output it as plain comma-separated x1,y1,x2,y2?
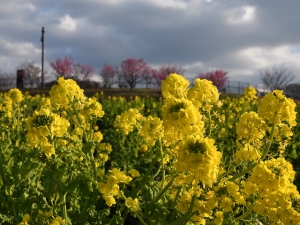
244,157,300,224
113,73,300,224
24,77,105,158
18,210,64,225
98,168,140,209
0,77,110,224
26,108,70,157
0,74,299,224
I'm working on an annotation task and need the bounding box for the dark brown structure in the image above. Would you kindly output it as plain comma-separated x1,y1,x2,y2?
17,69,25,88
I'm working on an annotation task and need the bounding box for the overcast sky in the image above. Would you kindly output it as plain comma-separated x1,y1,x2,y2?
1,0,300,85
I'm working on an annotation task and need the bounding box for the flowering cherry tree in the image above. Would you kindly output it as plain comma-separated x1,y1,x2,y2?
50,56,74,78
51,56,94,82
119,58,149,91
198,70,229,91
152,64,185,88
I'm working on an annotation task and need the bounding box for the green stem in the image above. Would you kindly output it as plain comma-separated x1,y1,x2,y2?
0,152,7,187
62,193,69,224
229,163,257,182
158,138,165,187
233,204,255,221
170,186,183,219
260,123,275,160
207,111,212,137
152,178,174,204
133,153,160,197
71,101,88,143
152,163,162,179
122,208,129,222
89,146,98,180
135,211,147,225
16,104,20,133
173,186,183,205
145,153,160,179
0,146,17,217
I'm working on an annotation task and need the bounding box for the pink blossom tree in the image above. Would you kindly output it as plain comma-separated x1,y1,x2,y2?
198,70,229,90
100,63,118,89
73,63,94,81
152,64,185,88
50,56,73,78
119,58,149,91
51,56,95,83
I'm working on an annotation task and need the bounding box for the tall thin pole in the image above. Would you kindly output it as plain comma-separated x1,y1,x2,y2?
41,27,45,88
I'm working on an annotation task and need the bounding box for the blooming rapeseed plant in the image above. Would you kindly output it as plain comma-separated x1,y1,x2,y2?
161,73,189,99
258,90,296,127
2,73,300,224
8,88,23,104
49,76,85,109
187,78,220,112
243,86,258,100
114,108,143,135
125,197,140,212
176,136,222,187
26,107,70,157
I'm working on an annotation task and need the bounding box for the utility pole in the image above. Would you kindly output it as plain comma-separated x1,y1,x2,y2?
41,27,45,87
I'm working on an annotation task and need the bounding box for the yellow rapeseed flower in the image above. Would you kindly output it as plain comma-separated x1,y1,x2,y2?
128,169,140,178
258,90,297,127
187,78,220,112
243,86,258,100
50,216,65,225
125,197,139,212
49,77,85,109
8,88,23,104
161,73,189,99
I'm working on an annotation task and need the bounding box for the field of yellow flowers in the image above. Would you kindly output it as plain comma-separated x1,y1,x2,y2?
0,74,300,225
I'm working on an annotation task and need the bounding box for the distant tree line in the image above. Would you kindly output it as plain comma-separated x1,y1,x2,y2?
1,57,300,99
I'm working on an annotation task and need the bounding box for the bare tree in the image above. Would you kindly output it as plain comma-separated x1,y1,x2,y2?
100,64,118,89
260,64,295,91
284,83,300,99
0,71,15,90
73,63,94,81
17,61,41,88
142,66,152,89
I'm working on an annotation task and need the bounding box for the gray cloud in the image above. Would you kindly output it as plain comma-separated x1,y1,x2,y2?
1,0,300,86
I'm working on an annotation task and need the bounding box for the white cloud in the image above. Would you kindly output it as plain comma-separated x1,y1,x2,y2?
23,3,36,11
100,0,125,5
147,0,188,9
238,45,300,68
58,15,77,31
0,39,41,73
0,39,40,57
226,6,256,25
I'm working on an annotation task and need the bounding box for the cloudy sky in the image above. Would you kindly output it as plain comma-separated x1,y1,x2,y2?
1,0,300,86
